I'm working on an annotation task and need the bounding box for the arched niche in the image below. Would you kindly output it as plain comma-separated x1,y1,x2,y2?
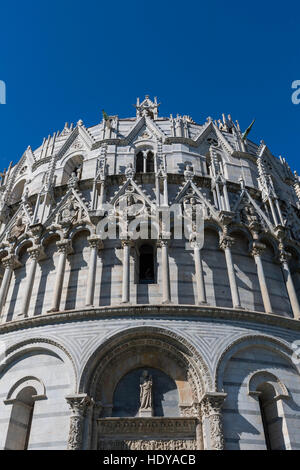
201,227,231,308
10,179,26,205
216,336,298,450
95,341,194,416
63,229,89,310
260,238,292,317
5,241,32,322
112,367,179,417
248,372,290,450
61,155,84,186
80,327,211,412
0,342,75,450
285,245,300,307
4,385,39,450
81,328,209,451
230,230,263,312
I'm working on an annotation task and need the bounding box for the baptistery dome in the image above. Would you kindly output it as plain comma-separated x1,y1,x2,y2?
0,96,300,450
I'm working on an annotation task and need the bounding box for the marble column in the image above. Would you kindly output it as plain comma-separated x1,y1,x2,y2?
143,150,147,173
121,240,132,303
66,394,93,450
159,239,171,303
19,245,44,318
86,236,103,307
280,250,300,320
0,255,19,315
220,236,241,308
163,176,168,207
48,240,72,313
223,183,230,211
200,392,227,450
251,243,273,314
99,181,106,208
269,198,279,226
91,402,102,450
192,242,207,304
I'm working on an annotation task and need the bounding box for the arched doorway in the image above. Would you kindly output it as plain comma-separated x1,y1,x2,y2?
79,327,212,450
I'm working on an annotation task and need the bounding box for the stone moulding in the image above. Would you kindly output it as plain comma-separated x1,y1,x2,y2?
0,303,300,335
97,417,197,438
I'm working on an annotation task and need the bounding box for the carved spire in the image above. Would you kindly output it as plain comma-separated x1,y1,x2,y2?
294,171,300,207
135,95,160,120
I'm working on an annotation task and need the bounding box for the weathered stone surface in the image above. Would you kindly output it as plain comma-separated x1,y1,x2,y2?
0,97,300,450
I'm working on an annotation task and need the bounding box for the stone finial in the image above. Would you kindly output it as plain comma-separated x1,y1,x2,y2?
135,95,160,119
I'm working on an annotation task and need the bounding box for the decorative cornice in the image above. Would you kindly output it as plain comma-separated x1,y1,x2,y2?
97,417,197,437
0,303,299,335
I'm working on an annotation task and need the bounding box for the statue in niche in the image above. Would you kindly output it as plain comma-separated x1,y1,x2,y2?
184,164,194,181
67,165,82,188
183,194,199,222
139,370,153,416
125,162,135,180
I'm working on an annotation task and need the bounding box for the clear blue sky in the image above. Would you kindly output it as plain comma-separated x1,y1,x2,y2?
0,0,299,171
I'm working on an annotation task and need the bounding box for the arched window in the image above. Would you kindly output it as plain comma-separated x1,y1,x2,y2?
136,151,144,173
136,150,155,173
257,382,285,450
5,386,36,450
146,151,155,173
139,244,155,284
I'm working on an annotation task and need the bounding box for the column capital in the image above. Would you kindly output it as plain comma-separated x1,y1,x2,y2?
191,241,202,250
200,392,227,417
87,235,103,250
57,239,73,255
250,242,266,258
219,235,235,251
121,239,134,248
157,238,170,248
2,254,21,270
200,392,227,451
66,394,93,450
27,245,46,261
279,250,291,265
66,394,93,418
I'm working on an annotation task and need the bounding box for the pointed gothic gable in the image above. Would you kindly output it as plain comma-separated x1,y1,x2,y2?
193,121,235,155
232,188,274,233
173,179,219,220
124,116,166,145
12,152,33,181
25,146,36,165
0,203,33,244
44,187,91,228
56,123,96,161
256,141,287,188
109,178,156,212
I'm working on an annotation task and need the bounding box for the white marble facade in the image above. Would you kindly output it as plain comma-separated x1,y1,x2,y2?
0,96,300,450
